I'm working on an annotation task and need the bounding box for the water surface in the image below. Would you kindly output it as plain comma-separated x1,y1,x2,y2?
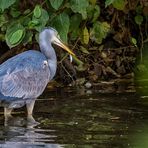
0,87,148,148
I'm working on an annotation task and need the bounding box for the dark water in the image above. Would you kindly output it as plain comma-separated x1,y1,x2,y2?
0,87,148,148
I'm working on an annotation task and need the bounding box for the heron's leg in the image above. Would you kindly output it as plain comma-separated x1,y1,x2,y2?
4,107,13,116
26,99,36,115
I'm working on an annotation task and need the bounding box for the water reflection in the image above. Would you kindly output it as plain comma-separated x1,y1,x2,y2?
0,115,63,148
0,88,147,147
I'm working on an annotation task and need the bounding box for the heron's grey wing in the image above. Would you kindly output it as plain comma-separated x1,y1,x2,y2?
0,65,49,99
0,52,50,99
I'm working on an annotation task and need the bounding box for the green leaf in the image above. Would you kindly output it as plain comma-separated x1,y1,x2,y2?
131,37,137,46
49,0,64,10
32,8,49,32
33,5,42,18
10,7,21,18
135,15,143,25
105,0,115,7
0,14,7,27
90,21,110,44
89,0,96,5
69,14,81,40
80,46,90,54
113,0,126,10
136,5,143,14
9,29,24,45
69,14,82,32
82,27,89,45
28,20,40,29
87,5,100,22
51,12,70,43
70,0,89,19
22,31,33,45
6,23,25,47
0,0,16,12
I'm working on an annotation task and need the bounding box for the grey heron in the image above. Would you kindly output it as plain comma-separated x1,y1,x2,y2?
0,27,75,117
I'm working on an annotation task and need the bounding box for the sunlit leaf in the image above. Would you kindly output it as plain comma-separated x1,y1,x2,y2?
32,8,49,32
28,20,40,29
9,29,24,45
89,0,96,5
113,0,126,10
33,5,42,18
82,27,89,45
0,0,16,12
135,15,143,25
90,21,110,44
70,0,89,19
105,0,115,7
92,5,100,22
49,0,63,10
52,12,70,43
87,5,100,22
131,37,137,46
6,23,25,47
80,46,90,54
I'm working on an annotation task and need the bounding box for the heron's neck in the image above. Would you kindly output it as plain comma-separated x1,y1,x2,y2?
39,40,57,80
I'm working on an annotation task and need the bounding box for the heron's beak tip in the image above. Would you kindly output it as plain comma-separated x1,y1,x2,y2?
54,37,75,56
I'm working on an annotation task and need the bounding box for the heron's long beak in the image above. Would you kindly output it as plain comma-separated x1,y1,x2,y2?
53,37,75,56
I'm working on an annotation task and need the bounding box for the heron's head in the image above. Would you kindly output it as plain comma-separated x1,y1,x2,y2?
40,27,75,56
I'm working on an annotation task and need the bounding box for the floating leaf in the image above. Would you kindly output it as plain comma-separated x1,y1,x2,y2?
82,27,89,45
6,23,25,47
135,15,143,25
105,0,115,7
49,0,63,10
70,0,89,19
52,13,70,43
0,0,16,12
113,0,126,10
33,5,42,18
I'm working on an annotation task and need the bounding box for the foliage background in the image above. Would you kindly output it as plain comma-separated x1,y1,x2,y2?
0,0,148,86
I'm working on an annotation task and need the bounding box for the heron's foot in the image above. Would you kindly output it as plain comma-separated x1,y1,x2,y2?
27,115,39,127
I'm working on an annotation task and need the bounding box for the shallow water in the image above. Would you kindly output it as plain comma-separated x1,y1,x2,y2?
0,87,148,148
